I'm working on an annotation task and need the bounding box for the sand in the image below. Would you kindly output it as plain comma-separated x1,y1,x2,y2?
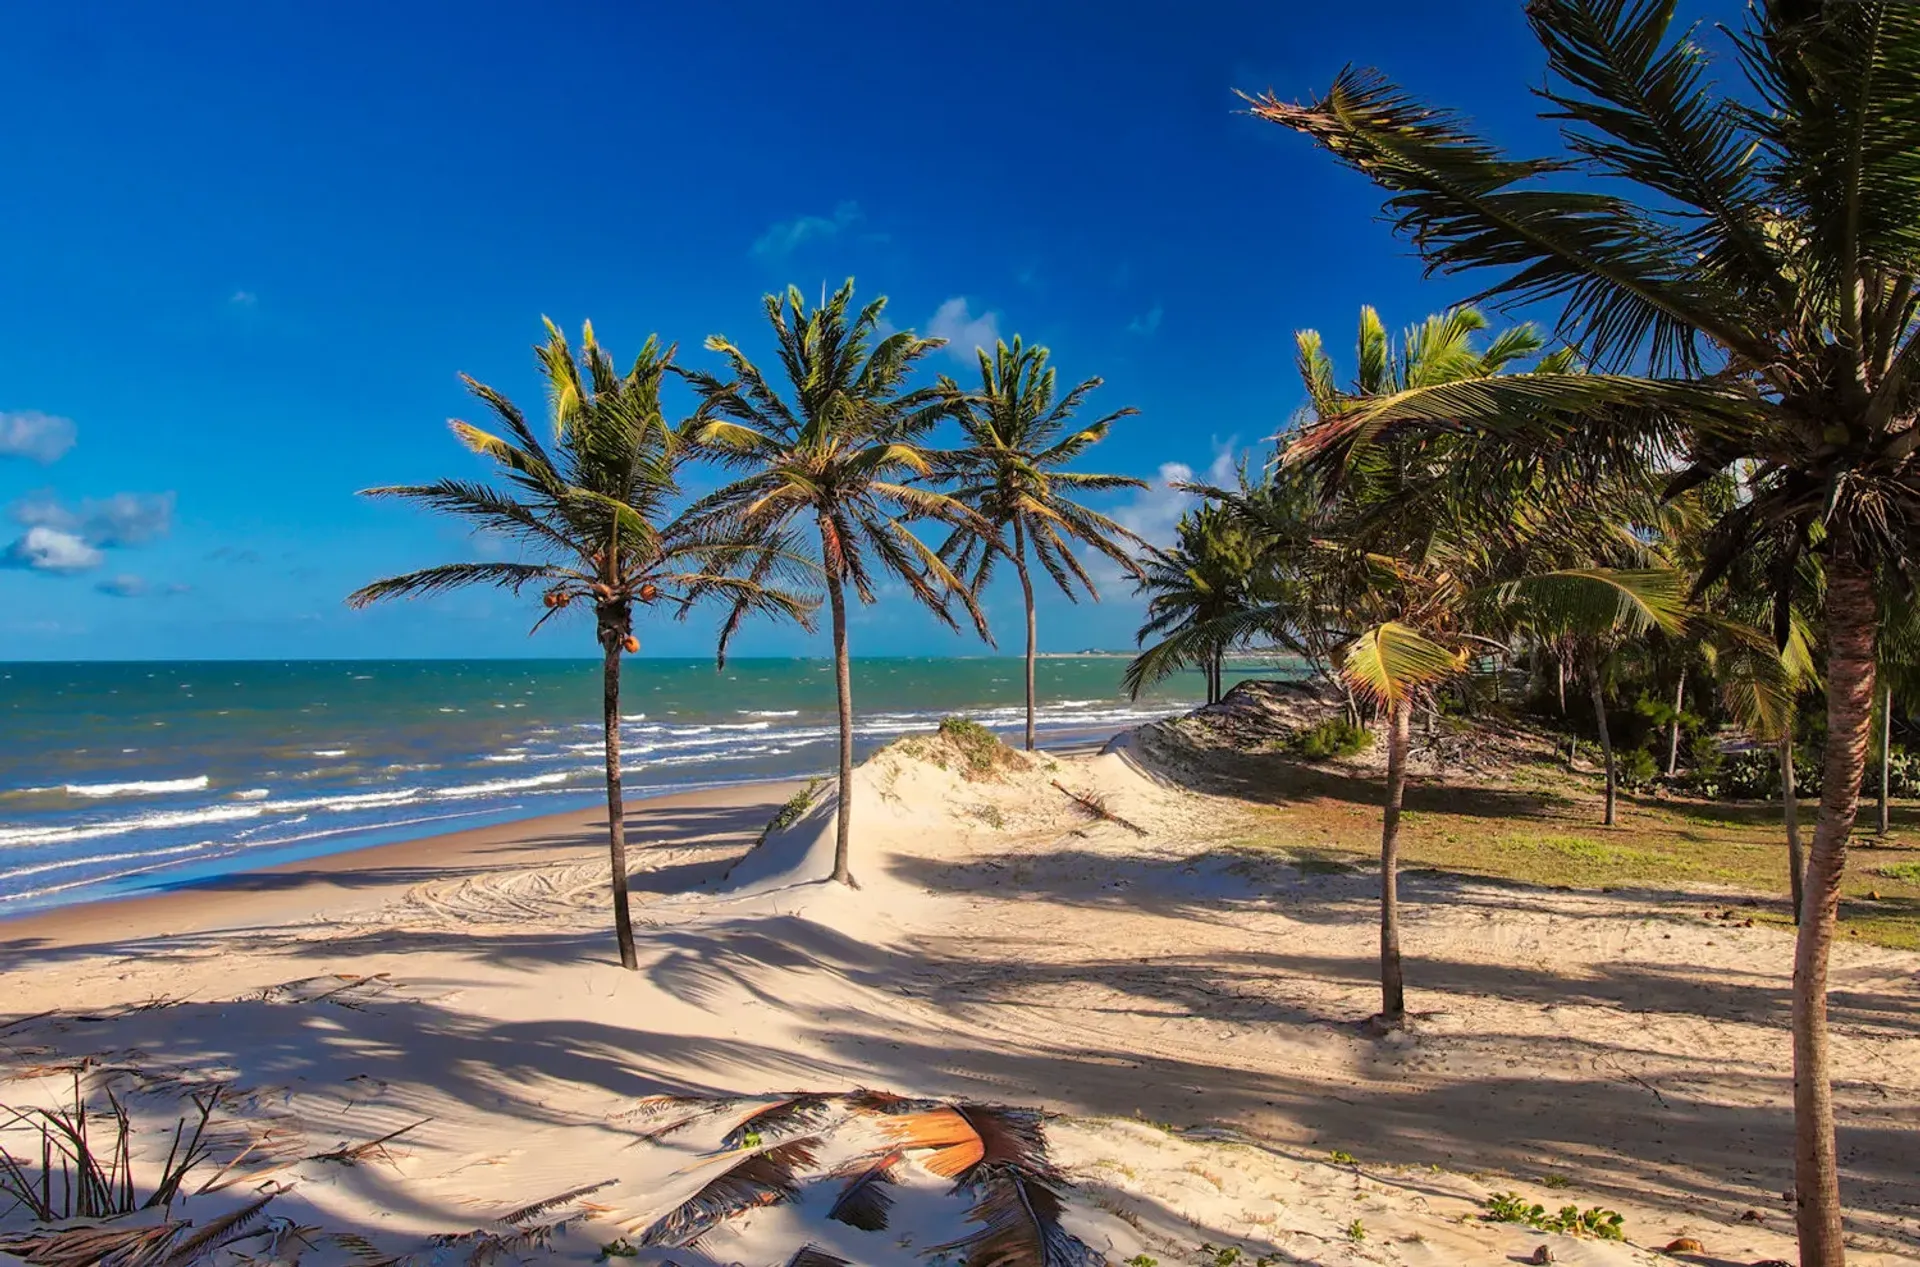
1,728,1915,1266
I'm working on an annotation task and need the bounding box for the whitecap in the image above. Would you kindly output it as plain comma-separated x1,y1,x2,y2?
64,776,210,799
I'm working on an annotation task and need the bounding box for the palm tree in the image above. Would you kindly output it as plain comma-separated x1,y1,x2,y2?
348,322,814,969
1124,502,1261,704
1248,4,1920,1255
937,338,1148,750
681,280,985,887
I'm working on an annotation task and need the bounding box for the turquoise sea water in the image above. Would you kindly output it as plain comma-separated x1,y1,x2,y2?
0,657,1287,913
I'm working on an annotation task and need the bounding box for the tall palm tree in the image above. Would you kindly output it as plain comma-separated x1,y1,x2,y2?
1248,3,1920,1255
681,280,985,887
937,338,1148,749
348,321,814,969
1283,306,1683,1023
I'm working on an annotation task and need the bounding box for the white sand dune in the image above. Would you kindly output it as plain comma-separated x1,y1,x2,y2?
1,726,1914,1265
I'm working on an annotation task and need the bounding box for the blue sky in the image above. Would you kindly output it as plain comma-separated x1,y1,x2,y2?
0,1,1733,661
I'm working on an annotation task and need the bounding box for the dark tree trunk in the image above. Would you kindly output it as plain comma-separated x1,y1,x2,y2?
1378,695,1411,1024
1666,667,1687,777
601,637,637,970
1783,735,1804,924
1879,685,1892,836
1794,546,1876,1267
825,569,857,887
1012,519,1038,752
1586,646,1616,827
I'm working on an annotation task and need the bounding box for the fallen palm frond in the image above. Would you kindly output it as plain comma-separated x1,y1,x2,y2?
310,1117,430,1167
824,1150,900,1231
0,1072,219,1222
782,1248,850,1267
0,1192,275,1267
1050,781,1147,835
879,1104,1049,1183
721,1094,839,1149
930,1168,1101,1267
426,1182,614,1266
636,1138,819,1248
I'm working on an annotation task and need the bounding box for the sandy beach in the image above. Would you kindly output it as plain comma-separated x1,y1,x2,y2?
2,709,1916,1266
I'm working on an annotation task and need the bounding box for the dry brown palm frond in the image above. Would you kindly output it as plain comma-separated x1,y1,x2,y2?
880,1104,1051,1184
309,1117,430,1167
1049,781,1147,836
824,1150,901,1231
636,1137,819,1249
782,1247,850,1267
929,1168,1102,1267
720,1093,839,1149
496,1178,619,1226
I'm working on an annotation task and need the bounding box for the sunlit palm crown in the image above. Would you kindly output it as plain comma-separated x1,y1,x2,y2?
347,321,814,649
1249,0,1920,612
679,280,988,640
935,336,1148,600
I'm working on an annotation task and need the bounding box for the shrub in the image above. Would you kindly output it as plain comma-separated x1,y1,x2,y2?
1291,718,1372,760
1615,745,1659,789
756,778,823,846
937,716,1020,778
1481,1192,1625,1240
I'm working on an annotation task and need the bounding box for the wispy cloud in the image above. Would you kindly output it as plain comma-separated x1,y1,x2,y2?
1127,304,1164,337
752,201,862,259
4,526,103,573
926,297,1001,364
1111,437,1240,549
229,290,258,307
4,490,176,574
95,573,148,598
0,411,78,464
14,491,175,546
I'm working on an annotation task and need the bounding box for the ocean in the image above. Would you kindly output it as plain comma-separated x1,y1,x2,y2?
0,657,1286,913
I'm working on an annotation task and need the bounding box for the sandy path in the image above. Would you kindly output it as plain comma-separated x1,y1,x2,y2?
1,741,1914,1265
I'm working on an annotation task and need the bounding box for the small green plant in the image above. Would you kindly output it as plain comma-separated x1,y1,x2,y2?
1540,1172,1572,1189
739,1130,762,1149
1198,1246,1241,1267
598,1238,638,1260
938,716,1019,778
1345,1219,1366,1243
1125,1257,1158,1267
1481,1193,1624,1240
1327,1149,1356,1165
756,778,823,845
1879,861,1920,884
1616,745,1659,789
973,804,1007,829
1291,717,1372,760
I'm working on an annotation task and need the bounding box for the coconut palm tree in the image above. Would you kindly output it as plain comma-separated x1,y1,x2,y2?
1248,3,1920,1254
936,338,1148,749
348,321,815,969
1124,502,1261,704
680,280,986,887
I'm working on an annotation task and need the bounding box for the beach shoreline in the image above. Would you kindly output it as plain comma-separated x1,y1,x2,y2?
0,775,807,958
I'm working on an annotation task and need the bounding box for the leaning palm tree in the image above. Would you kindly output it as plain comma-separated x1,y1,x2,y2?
1249,5,1920,1254
348,321,814,969
681,280,986,887
937,338,1148,749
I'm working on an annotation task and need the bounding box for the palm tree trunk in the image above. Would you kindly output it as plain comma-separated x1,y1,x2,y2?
1666,668,1687,777
825,569,857,887
1879,685,1892,836
601,639,637,970
1378,695,1411,1024
1794,547,1876,1267
1783,735,1804,924
1556,656,1567,714
1586,646,1616,827
1012,520,1038,752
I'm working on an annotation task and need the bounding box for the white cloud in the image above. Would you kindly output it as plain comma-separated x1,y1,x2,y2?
229,290,258,307
1111,438,1240,549
926,297,1001,364
5,526,104,573
95,573,148,598
14,490,175,546
752,201,862,258
0,411,78,463
1127,304,1164,336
